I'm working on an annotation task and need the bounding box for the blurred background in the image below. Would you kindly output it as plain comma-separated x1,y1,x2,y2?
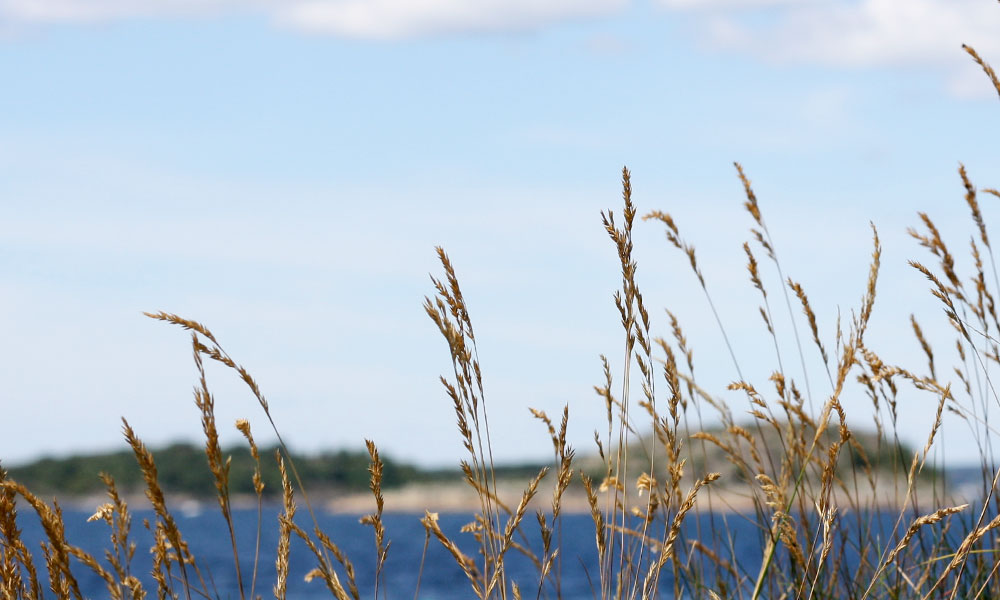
1,0,998,468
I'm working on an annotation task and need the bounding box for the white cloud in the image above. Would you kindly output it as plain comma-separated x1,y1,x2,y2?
279,0,627,38
0,0,627,38
683,0,1000,68
660,0,815,9
0,0,251,22
664,0,1000,98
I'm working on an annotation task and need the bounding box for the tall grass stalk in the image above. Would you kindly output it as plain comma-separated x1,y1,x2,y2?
2,30,1000,600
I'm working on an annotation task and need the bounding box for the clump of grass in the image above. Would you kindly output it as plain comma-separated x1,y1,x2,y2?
3,27,1000,600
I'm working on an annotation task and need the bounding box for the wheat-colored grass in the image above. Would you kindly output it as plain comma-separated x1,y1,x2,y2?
4,21,1000,600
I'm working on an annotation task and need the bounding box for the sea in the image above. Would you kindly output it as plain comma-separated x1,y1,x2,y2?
11,502,979,600
9,506,781,599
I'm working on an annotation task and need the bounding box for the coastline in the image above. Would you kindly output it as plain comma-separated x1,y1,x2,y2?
44,477,961,517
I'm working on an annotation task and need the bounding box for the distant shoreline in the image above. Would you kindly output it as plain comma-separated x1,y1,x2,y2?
40,477,968,517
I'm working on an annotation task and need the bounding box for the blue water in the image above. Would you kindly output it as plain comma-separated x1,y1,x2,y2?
9,504,968,599
7,504,782,599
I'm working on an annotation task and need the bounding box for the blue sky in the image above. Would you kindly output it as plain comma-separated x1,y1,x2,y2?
2,0,999,468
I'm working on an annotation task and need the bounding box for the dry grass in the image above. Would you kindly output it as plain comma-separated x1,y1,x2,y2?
4,33,1000,600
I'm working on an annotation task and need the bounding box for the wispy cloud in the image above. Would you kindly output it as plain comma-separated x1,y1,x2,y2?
279,0,627,38
0,0,249,22
681,0,1000,65
662,0,1000,96
0,0,627,38
660,0,817,9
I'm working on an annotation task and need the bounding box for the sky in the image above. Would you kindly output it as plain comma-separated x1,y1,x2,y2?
1,0,1000,469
